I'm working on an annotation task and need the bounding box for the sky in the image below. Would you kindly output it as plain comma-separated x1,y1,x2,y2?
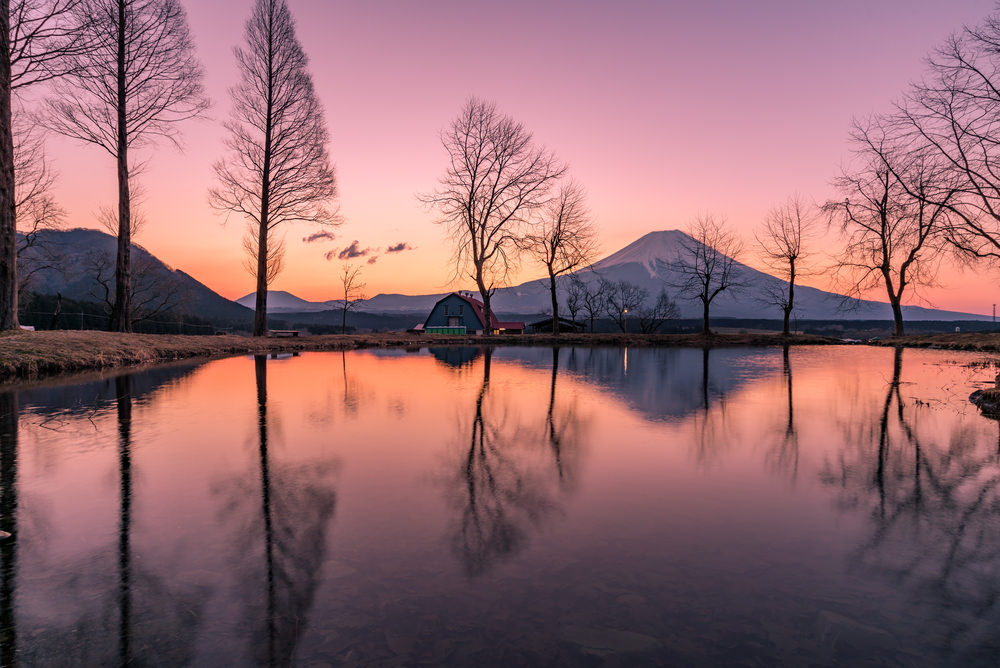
32,0,1000,315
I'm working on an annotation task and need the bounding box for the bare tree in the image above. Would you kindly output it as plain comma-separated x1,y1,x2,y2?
637,288,679,334
210,0,338,337
337,263,364,334
564,275,585,329
88,248,187,324
895,15,1000,263
15,117,63,249
755,195,816,336
423,97,565,337
672,215,744,335
0,0,89,329
604,280,646,333
524,180,597,334
577,274,608,333
14,115,65,297
824,119,956,337
44,0,208,332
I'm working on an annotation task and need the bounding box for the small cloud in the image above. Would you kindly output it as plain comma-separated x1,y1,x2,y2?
386,242,414,253
324,249,337,261
367,256,379,265
303,230,335,244
337,240,371,260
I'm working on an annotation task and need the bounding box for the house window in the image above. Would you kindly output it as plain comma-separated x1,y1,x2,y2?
444,305,449,316
459,305,464,315
448,316,460,326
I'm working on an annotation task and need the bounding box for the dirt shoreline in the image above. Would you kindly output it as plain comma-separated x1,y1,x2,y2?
1,328,966,385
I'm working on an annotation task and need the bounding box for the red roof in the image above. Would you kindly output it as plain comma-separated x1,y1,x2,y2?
449,292,524,331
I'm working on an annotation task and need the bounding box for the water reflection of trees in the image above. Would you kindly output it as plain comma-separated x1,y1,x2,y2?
0,389,18,667
14,372,205,665
443,348,588,577
821,347,1000,661
216,355,337,666
765,346,799,481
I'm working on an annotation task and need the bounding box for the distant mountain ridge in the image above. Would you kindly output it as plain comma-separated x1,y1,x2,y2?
20,228,253,325
248,230,987,321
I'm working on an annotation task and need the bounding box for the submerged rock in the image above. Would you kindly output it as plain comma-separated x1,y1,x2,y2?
970,388,1000,417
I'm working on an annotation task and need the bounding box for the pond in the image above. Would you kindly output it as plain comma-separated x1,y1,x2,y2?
1,345,1000,666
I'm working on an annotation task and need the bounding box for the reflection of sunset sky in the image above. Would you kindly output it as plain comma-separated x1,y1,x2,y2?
37,0,998,311
11,346,1000,661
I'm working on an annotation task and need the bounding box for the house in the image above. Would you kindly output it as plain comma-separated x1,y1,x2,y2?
423,291,524,335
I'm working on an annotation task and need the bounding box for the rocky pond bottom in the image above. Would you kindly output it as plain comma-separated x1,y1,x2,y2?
2,345,1000,666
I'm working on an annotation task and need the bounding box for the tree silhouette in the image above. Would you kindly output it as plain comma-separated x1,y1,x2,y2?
755,196,816,336
44,0,208,332
210,0,339,337
825,118,956,336
671,215,744,335
0,0,89,329
524,181,597,334
423,97,564,337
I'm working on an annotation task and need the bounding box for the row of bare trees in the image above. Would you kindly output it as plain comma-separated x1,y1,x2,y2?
0,0,337,336
425,5,1000,339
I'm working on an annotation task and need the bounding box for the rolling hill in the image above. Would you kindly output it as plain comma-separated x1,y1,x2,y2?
19,228,253,325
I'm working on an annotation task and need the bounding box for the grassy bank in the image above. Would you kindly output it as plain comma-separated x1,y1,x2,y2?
879,332,1000,353
0,329,840,383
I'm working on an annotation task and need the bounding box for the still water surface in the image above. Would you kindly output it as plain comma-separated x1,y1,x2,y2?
2,345,1000,666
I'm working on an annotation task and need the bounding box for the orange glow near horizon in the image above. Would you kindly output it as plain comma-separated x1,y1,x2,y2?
29,0,1000,315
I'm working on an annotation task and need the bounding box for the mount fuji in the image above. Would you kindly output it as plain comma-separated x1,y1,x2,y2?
250,230,986,321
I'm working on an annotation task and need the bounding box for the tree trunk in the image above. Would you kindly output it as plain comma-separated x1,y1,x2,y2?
702,299,711,335
549,270,559,335
253,220,268,337
890,297,904,337
253,1,276,338
111,0,132,333
477,277,493,336
341,305,347,333
0,0,17,330
783,260,795,336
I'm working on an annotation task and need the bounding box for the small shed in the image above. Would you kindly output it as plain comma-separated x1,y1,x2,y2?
527,317,584,334
423,292,524,335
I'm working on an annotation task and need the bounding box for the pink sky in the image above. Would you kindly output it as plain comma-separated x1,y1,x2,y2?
34,0,1000,315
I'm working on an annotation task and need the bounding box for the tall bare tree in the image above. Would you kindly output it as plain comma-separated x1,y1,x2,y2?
44,0,208,332
210,0,338,337
672,215,744,335
524,180,597,334
897,14,1000,263
755,195,816,336
423,97,565,336
337,263,364,334
824,120,956,337
1,0,88,329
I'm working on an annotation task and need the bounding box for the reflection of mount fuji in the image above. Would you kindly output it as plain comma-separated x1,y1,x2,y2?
422,347,785,421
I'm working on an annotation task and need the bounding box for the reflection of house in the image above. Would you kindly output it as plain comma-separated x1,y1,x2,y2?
423,292,524,335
